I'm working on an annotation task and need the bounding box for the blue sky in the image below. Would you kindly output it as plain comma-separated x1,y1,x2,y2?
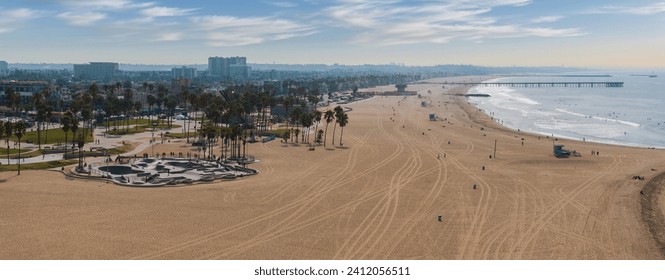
1,0,664,68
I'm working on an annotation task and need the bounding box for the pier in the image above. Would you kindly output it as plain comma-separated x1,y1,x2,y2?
442,82,624,88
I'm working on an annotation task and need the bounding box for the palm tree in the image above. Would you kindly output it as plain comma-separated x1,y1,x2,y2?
134,101,142,132
77,133,85,169
4,121,12,165
165,96,178,128
123,88,133,132
14,122,26,175
32,92,46,150
181,87,191,142
70,118,79,152
289,107,302,143
323,109,334,147
4,87,20,116
203,123,217,160
337,112,349,146
147,94,157,129
0,122,4,163
332,106,344,145
300,112,312,143
61,113,72,154
188,90,200,142
312,110,322,144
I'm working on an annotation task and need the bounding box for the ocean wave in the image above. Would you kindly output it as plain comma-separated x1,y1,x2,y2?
555,108,641,127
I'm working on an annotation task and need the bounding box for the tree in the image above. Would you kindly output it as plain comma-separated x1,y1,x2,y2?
134,101,142,132
14,122,26,175
123,88,133,132
289,107,302,143
77,133,85,169
147,94,157,129
4,87,20,116
316,129,324,144
61,113,72,154
4,121,12,165
324,109,334,147
337,112,349,146
332,106,344,145
203,123,217,160
165,96,178,128
70,118,79,151
0,122,4,163
312,110,322,144
32,92,46,150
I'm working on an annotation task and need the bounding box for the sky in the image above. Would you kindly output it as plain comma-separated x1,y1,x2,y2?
1,0,664,68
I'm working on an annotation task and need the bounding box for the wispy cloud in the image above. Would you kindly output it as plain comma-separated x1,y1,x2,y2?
264,1,299,8
0,8,41,33
141,6,198,17
591,2,665,15
57,11,107,26
531,16,563,23
56,0,154,10
326,0,582,45
192,15,317,46
154,32,184,41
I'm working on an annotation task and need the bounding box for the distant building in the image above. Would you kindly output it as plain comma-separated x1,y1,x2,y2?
0,80,49,105
73,62,119,80
0,61,7,76
171,78,192,94
208,56,251,81
172,66,197,79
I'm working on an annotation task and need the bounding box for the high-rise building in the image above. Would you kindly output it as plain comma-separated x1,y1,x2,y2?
208,56,251,81
172,66,197,79
0,61,8,76
73,62,119,80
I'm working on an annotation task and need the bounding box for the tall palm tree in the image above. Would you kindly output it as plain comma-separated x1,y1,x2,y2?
332,106,344,145
0,122,4,163
71,119,78,151
147,94,157,129
61,113,72,154
165,96,178,128
323,109,334,147
312,110,322,144
337,112,349,146
77,133,85,169
4,121,12,165
32,92,46,150
123,88,133,132
14,122,26,175
181,87,191,142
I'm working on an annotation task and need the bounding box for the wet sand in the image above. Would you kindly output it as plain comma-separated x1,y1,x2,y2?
1,77,664,259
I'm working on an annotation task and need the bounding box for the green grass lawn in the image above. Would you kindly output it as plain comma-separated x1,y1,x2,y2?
98,118,151,127
0,159,78,172
105,126,148,135
10,128,94,144
146,123,182,130
0,148,21,154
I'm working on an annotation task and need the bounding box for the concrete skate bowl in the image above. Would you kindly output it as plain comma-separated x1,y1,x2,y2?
98,165,144,175
89,158,258,187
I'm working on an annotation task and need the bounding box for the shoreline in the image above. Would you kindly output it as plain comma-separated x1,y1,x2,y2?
641,169,665,257
455,81,665,259
463,79,665,151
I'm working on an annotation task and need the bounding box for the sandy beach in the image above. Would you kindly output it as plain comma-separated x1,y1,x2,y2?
1,78,665,259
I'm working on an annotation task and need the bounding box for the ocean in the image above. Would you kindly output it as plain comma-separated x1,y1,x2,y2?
468,73,665,148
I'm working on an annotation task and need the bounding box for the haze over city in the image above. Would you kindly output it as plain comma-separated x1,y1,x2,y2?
1,0,665,68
